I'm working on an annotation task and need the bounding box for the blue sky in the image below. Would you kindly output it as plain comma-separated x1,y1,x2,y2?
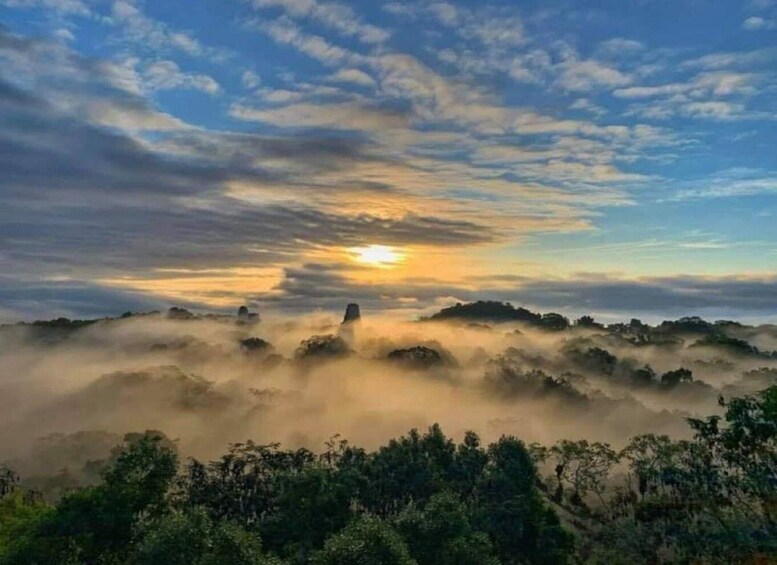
1,0,776,322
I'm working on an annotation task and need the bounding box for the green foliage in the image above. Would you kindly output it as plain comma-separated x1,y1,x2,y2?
1,432,177,564
691,333,762,356
131,509,280,565
260,465,353,560
538,313,570,332
631,364,656,386
585,386,777,562
394,492,499,565
294,334,351,361
31,317,97,330
474,437,574,564
660,367,693,387
483,355,587,403
656,316,716,335
574,316,602,329
363,424,456,515
564,346,617,376
6,387,774,564
182,441,318,530
0,490,49,558
240,337,273,354
311,515,416,565
548,440,619,511
386,346,446,369
423,301,541,324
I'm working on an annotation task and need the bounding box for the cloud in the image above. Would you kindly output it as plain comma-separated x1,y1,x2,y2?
110,1,197,55
241,70,261,89
229,101,408,131
681,48,777,70
327,68,376,87
0,28,506,291
681,100,746,119
0,27,189,131
617,67,768,122
461,15,526,47
6,263,777,324
614,72,759,99
0,198,498,280
0,40,500,289
569,98,607,117
0,277,167,322
252,0,390,44
1,0,90,16
2,2,774,324
0,77,227,204
492,274,777,318
673,168,777,199
252,264,777,321
382,2,417,18
143,59,221,95
743,16,777,30
419,3,527,47
256,16,362,65
555,57,632,92
597,38,645,56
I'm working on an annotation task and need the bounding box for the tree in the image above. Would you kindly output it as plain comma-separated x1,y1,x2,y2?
538,313,570,332
1,433,177,564
295,335,351,361
631,365,656,386
423,301,541,324
311,515,416,565
260,465,354,560
240,337,273,354
451,432,489,497
386,346,446,370
131,509,280,565
586,387,777,563
0,468,17,499
548,440,618,511
474,437,574,564
660,368,693,388
0,487,48,560
363,425,456,516
183,441,316,530
564,347,617,376
688,386,777,519
394,491,499,565
620,434,683,499
575,316,602,329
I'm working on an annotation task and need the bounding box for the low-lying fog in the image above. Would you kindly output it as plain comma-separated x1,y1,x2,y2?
2,303,776,482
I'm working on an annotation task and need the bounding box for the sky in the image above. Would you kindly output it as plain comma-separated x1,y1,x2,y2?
1,0,776,323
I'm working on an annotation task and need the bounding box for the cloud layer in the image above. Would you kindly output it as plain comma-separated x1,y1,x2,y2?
0,0,775,322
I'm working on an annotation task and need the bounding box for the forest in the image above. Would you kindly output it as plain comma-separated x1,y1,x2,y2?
1,385,775,564
1,302,776,563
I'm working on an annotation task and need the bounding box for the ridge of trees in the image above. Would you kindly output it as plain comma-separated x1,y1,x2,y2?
2,386,775,564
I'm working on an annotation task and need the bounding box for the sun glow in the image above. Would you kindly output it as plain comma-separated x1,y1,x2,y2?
350,244,405,268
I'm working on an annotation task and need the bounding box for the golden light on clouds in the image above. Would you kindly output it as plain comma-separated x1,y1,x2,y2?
99,267,283,308
349,245,406,268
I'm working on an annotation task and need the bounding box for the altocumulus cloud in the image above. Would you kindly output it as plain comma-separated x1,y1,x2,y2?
0,27,497,318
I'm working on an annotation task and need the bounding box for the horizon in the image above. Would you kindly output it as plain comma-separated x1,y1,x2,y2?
5,299,777,328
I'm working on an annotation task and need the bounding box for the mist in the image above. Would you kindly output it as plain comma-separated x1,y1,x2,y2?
2,304,775,484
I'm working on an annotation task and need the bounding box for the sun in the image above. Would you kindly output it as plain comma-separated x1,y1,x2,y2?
350,244,405,268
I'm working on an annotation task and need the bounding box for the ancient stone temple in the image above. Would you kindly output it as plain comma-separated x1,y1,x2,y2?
237,305,260,323
342,303,361,324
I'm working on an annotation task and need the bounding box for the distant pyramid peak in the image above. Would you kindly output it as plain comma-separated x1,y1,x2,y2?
237,305,260,323
342,303,361,324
